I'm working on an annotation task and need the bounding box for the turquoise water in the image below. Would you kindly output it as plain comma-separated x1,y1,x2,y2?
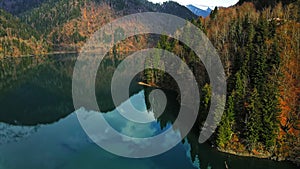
0,55,297,169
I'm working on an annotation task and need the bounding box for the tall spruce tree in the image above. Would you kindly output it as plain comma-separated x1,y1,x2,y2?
217,94,235,148
246,88,262,149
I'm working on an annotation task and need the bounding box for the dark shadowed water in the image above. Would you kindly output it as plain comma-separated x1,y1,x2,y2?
0,54,297,169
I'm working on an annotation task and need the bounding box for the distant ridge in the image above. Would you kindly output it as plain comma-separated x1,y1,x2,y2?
186,4,212,17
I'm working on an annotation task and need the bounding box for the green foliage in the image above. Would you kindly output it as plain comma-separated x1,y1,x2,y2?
20,0,84,35
260,80,280,149
0,9,48,57
0,9,39,39
245,88,262,148
198,84,211,128
201,84,211,111
71,24,86,43
144,35,169,85
191,18,206,33
210,7,218,20
213,6,284,152
233,71,247,128
217,94,235,148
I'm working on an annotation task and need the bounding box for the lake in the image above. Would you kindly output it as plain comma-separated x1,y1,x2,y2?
0,54,297,169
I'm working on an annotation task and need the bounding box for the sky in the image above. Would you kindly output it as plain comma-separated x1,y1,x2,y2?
148,0,239,9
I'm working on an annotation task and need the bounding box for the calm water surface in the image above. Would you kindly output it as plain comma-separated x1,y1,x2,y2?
0,54,297,169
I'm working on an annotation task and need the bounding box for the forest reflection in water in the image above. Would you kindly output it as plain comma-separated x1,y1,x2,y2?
0,54,297,169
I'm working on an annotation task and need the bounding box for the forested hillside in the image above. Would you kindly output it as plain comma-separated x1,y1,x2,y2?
145,0,299,164
206,2,299,163
0,9,48,58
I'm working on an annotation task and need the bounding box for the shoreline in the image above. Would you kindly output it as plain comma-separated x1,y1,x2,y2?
216,147,299,167
217,147,300,167
0,51,78,60
217,148,273,159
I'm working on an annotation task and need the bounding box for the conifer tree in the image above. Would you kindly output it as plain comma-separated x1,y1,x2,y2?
246,88,262,149
217,94,235,148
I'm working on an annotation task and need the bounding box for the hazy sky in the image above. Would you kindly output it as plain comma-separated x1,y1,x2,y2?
148,0,239,8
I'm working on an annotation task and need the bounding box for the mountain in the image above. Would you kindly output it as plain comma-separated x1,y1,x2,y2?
186,5,212,17
19,0,196,35
158,1,196,20
0,0,196,56
19,0,196,51
0,0,49,15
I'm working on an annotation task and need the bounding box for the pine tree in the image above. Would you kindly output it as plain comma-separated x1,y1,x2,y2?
210,7,218,20
246,88,262,149
144,55,153,84
260,81,280,149
198,84,211,128
217,94,235,148
242,15,255,74
234,71,247,128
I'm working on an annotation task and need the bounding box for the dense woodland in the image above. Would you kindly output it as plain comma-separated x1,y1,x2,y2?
206,1,299,163
0,0,299,165
209,1,300,160
144,0,300,164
